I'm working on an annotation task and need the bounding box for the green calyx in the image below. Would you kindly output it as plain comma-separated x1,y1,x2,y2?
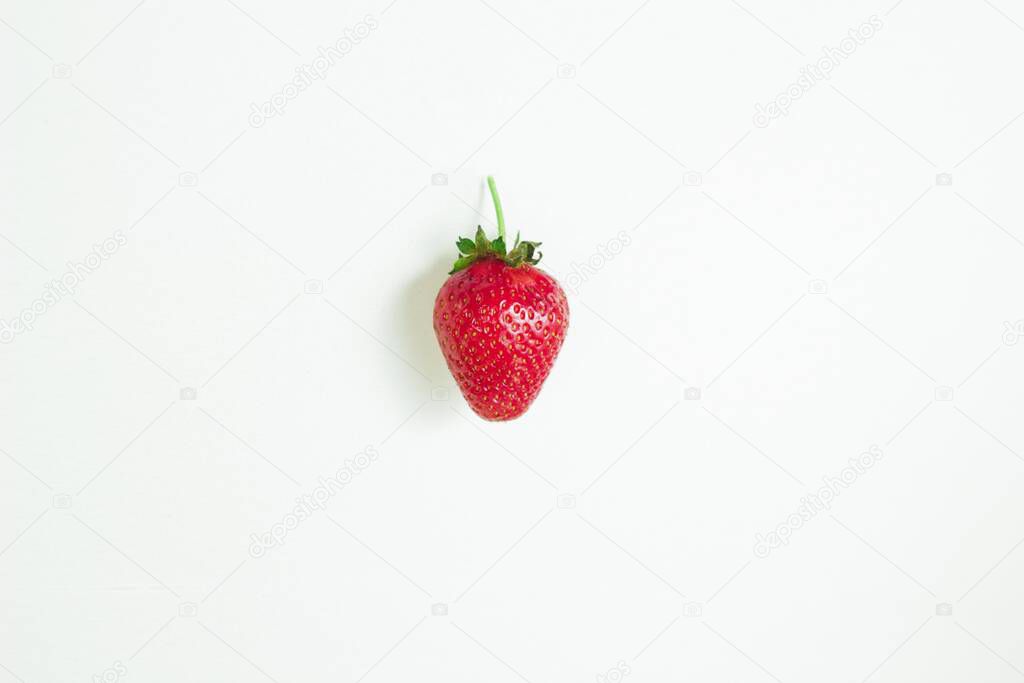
449,176,542,274
451,227,542,274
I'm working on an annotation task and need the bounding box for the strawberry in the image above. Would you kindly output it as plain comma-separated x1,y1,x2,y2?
433,176,569,421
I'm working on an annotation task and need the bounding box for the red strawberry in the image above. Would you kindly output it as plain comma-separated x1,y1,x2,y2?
433,177,569,421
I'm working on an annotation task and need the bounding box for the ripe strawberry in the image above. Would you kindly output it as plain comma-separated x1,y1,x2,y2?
433,176,569,421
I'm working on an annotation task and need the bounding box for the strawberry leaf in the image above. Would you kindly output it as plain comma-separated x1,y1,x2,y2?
474,226,489,252
449,255,476,274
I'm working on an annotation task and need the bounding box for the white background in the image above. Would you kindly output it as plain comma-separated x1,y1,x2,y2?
2,0,1024,681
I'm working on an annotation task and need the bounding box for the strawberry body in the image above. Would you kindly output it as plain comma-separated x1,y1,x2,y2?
433,257,569,421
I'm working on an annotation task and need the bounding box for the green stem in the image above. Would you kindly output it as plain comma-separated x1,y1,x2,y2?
487,175,505,242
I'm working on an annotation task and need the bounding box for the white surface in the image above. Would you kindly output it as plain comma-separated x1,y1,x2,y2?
2,0,1024,681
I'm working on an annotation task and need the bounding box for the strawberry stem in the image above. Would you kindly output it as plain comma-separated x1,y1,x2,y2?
487,175,505,242
448,176,542,274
